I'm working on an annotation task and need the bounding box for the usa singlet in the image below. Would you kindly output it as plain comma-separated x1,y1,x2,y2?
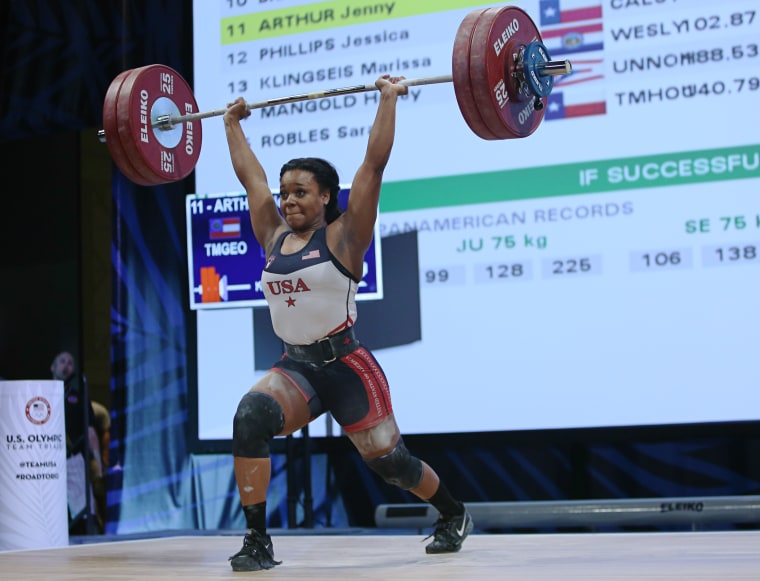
261,227,359,345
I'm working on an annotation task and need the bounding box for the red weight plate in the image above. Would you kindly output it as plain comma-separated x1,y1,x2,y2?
113,67,167,184
452,8,500,140
116,64,202,184
469,6,546,139
102,70,158,186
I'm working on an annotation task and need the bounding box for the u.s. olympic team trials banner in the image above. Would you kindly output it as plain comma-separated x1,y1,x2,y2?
0,380,68,550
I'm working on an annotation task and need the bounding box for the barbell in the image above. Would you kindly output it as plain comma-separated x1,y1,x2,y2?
99,5,571,186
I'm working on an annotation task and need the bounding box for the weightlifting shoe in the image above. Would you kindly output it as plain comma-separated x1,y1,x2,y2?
424,509,474,554
229,530,281,571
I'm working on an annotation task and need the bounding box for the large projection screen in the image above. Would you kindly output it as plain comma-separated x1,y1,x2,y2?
190,0,760,443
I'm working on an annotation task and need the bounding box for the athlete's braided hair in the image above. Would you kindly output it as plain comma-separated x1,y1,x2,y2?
280,158,343,223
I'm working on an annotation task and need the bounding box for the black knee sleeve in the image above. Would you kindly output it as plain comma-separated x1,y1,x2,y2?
232,392,285,458
365,440,424,490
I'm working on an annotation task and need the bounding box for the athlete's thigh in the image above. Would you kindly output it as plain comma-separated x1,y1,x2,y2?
323,346,394,434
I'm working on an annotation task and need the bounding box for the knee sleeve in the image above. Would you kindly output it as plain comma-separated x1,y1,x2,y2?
365,440,423,490
232,392,285,458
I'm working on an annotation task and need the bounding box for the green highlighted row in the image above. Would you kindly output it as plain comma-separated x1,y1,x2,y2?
380,144,760,213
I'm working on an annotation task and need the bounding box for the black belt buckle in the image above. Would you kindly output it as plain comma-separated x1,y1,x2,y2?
318,336,337,363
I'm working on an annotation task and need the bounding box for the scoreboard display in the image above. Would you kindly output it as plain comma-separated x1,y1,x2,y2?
189,0,760,440
186,190,383,309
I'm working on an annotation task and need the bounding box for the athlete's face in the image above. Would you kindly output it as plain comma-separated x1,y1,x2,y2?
279,170,329,231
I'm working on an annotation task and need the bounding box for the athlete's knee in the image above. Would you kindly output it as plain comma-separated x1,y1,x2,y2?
232,391,285,458
364,439,423,490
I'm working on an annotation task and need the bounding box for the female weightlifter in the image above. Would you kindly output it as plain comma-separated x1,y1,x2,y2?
223,74,473,572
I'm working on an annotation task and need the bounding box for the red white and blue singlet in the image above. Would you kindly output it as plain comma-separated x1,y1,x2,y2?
261,227,358,345
260,226,394,432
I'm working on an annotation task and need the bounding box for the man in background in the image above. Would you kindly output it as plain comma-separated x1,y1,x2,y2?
50,351,107,534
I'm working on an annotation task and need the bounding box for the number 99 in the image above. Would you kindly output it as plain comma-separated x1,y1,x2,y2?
424,269,449,283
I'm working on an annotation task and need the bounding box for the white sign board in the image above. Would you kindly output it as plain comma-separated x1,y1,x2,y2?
0,381,68,551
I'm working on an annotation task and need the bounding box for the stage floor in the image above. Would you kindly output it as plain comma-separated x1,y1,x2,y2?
1,530,759,580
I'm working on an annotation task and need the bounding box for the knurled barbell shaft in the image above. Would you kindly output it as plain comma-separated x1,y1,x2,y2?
156,74,454,130
154,60,570,131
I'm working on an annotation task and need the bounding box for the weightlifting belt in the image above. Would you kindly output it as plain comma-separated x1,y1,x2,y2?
284,326,358,364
